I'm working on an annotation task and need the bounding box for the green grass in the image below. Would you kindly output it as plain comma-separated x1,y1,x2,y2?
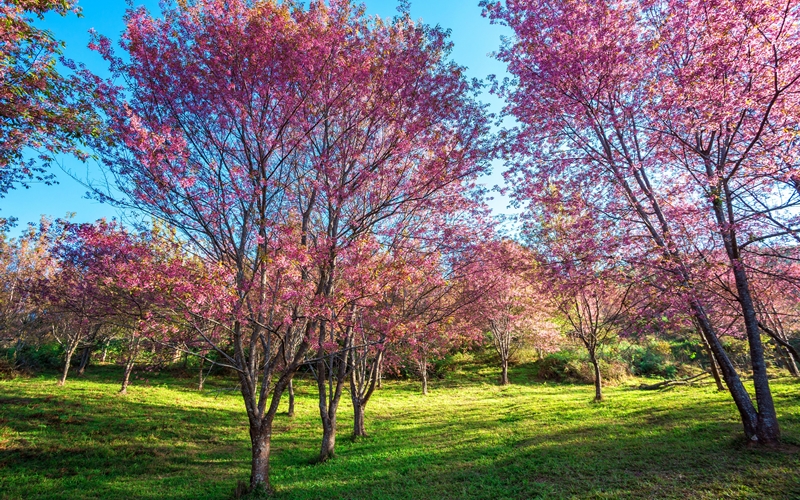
1,363,799,499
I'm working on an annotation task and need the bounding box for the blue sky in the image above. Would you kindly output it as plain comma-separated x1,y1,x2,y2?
2,0,512,232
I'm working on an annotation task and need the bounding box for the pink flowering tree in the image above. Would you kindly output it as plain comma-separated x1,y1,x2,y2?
468,240,560,385
483,0,798,444
0,0,99,198
84,0,490,489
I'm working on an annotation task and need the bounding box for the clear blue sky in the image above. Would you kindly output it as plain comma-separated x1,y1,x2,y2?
2,0,511,232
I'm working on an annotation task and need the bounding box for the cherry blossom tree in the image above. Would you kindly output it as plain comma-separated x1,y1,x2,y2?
0,0,98,196
475,241,559,385
85,0,491,490
0,218,56,362
484,0,797,445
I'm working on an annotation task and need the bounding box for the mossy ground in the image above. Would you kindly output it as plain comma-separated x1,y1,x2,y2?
1,363,799,499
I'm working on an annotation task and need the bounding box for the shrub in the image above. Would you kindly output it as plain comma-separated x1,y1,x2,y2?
4,343,64,371
621,339,680,378
534,350,628,385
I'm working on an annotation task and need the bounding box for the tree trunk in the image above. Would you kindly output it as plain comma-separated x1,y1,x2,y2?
77,346,91,376
12,338,23,363
59,342,78,386
100,340,109,363
349,347,382,439
699,327,725,391
353,402,366,437
775,344,800,378
249,421,273,493
708,349,725,391
421,370,428,395
784,348,800,378
314,316,353,463
315,349,343,462
708,173,780,444
287,379,295,417
500,358,509,386
119,337,140,395
320,418,336,462
590,354,602,402
730,265,780,444
759,322,800,378
691,300,760,440
120,359,135,394
198,358,205,391
237,331,310,494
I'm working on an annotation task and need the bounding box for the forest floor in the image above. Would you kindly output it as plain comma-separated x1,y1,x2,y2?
1,362,799,499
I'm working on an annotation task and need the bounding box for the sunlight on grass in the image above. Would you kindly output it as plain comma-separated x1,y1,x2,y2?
1,364,799,499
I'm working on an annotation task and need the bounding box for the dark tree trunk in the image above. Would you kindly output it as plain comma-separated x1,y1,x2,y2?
707,171,780,444
314,316,353,463
287,379,295,417
708,348,725,391
77,346,91,376
758,322,800,378
349,347,382,439
237,328,310,494
314,345,344,463
353,402,366,437
730,265,780,444
12,338,23,363
699,327,725,391
590,353,602,402
783,348,800,378
691,300,760,440
500,358,509,386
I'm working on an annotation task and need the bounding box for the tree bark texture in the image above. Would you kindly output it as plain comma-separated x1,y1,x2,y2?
699,326,725,391
730,264,780,444
287,379,295,417
249,420,273,493
691,300,761,440
77,346,91,376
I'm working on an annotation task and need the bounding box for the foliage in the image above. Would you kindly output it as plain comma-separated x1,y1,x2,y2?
0,0,99,197
485,0,800,443
534,349,629,385
1,342,63,372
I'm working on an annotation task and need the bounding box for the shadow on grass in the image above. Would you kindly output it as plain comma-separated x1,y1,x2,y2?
2,370,800,499
274,407,800,499
0,384,250,500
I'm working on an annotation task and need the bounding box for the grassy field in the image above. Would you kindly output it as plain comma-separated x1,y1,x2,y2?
1,363,799,499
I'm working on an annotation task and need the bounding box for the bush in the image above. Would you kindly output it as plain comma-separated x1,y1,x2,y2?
621,339,681,378
2,343,64,371
534,350,628,385
0,357,23,379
